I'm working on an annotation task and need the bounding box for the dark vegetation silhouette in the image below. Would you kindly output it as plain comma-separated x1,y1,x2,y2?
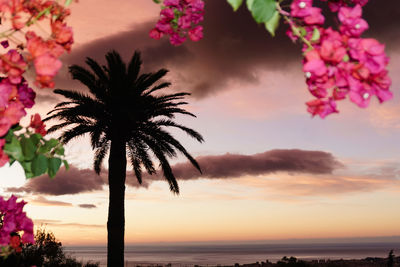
0,228,99,267
44,50,203,267
387,250,394,267
234,252,400,267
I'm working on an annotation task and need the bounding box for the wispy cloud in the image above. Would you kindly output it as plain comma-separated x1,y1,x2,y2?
34,219,103,229
31,196,73,207
78,204,97,209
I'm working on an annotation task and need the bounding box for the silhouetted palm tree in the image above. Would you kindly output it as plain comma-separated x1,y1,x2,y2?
44,50,203,267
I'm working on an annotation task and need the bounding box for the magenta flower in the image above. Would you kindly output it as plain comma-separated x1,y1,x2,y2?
306,98,338,118
3,101,26,125
0,117,11,137
151,0,204,45
149,28,163,40
303,7,325,25
163,0,179,7
188,26,203,41
170,33,186,46
338,5,368,37
17,79,36,109
0,80,12,108
0,195,34,246
290,0,313,18
160,8,175,20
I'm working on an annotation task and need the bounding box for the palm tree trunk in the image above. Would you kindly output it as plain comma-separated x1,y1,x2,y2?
107,137,127,267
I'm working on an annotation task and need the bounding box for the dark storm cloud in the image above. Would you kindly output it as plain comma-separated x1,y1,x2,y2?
52,0,298,99
6,149,343,195
147,149,343,181
6,166,106,196
78,204,97,209
48,0,400,100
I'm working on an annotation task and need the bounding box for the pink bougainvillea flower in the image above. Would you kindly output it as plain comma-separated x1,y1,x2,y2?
0,138,9,167
160,7,175,20
303,7,325,25
0,195,34,246
152,0,204,45
188,25,203,41
149,28,163,40
348,38,388,74
0,50,27,84
34,54,62,77
164,0,180,7
0,79,12,108
0,117,12,137
51,21,74,51
306,98,338,118
290,0,313,18
0,40,9,48
338,5,368,37
170,33,186,46
17,80,36,108
3,101,26,125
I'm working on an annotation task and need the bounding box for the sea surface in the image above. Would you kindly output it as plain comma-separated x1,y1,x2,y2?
64,242,400,267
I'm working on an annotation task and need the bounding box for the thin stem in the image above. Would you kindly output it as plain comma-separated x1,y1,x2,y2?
276,2,314,50
26,6,52,27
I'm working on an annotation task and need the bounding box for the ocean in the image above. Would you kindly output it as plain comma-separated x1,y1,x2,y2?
64,242,400,267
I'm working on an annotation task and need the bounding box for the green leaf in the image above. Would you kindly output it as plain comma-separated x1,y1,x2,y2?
248,0,277,23
4,130,14,142
264,10,280,36
32,154,48,177
227,0,243,11
38,138,59,154
4,136,24,162
55,146,65,156
48,157,62,178
63,160,69,171
299,27,307,37
30,134,42,146
246,0,255,10
20,161,34,179
20,137,36,161
11,124,22,131
311,27,320,42
65,0,73,7
47,138,59,149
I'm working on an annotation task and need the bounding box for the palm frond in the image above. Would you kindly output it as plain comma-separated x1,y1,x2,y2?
60,124,95,144
127,51,142,85
94,137,110,174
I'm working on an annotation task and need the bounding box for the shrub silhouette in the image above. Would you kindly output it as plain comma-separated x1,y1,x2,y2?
0,228,99,267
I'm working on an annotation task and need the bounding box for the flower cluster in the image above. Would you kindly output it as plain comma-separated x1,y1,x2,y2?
0,0,73,169
150,0,205,46
0,0,73,89
0,195,34,248
0,78,36,137
286,0,392,118
0,77,37,166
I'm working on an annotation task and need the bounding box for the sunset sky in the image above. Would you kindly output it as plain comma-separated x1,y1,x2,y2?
0,0,400,246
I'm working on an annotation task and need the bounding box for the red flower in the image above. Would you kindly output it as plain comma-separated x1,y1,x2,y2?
29,113,47,136
10,235,22,253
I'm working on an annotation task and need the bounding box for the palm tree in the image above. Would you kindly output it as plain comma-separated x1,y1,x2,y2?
44,50,203,267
